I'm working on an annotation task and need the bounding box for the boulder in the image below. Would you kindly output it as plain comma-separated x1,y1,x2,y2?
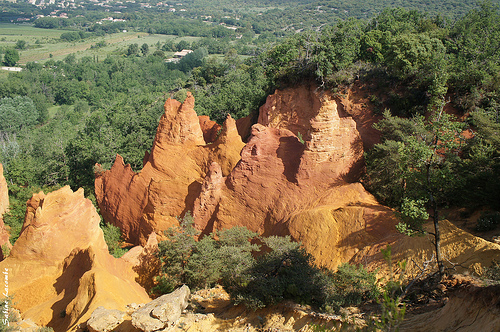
132,285,190,332
86,306,126,332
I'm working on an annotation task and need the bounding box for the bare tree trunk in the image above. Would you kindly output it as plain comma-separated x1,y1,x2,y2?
432,201,445,275
427,163,445,276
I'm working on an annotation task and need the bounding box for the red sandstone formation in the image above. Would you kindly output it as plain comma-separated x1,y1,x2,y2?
95,92,245,245
198,85,393,268
96,85,397,269
95,84,500,271
198,115,222,143
0,186,150,332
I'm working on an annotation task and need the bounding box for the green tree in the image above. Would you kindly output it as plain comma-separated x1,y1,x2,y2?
127,43,139,56
140,43,149,56
454,110,500,210
448,1,500,109
366,109,465,275
102,222,127,258
175,40,190,52
15,39,27,50
385,33,446,79
0,96,40,132
3,48,19,67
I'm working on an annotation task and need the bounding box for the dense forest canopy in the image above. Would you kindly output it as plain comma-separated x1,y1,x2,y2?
2,0,500,34
0,1,499,242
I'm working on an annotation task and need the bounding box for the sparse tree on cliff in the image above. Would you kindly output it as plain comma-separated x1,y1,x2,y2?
366,108,464,275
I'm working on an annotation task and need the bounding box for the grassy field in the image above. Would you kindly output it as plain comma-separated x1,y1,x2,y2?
0,24,202,64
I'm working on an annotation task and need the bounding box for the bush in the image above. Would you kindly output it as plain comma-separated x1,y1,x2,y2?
188,226,259,290
228,236,326,309
152,212,198,295
152,214,258,295
475,211,500,232
153,220,380,312
322,263,380,312
485,260,500,284
101,222,127,258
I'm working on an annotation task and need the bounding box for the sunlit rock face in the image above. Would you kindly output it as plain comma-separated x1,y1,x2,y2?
95,92,245,245
0,186,150,332
95,86,400,270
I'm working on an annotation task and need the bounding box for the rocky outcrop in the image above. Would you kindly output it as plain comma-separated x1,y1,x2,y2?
190,85,395,269
86,307,126,332
131,285,190,332
96,85,398,270
0,186,150,332
95,92,245,245
121,232,160,292
95,84,500,271
198,115,221,144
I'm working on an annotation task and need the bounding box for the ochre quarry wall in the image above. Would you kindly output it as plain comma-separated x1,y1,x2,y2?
95,86,400,270
95,92,245,245
0,186,150,332
94,84,500,272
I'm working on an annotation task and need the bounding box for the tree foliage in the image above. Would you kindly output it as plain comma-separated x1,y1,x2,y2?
153,219,379,312
365,109,465,274
0,96,40,132
3,48,19,67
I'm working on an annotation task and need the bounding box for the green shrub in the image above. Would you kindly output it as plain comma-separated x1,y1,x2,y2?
322,263,380,313
152,212,198,295
101,222,127,258
188,226,259,290
228,236,326,309
485,260,500,284
153,215,258,295
475,211,500,232
153,220,380,312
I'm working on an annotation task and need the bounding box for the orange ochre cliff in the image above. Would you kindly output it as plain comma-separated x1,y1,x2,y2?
95,85,500,273
0,186,150,331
